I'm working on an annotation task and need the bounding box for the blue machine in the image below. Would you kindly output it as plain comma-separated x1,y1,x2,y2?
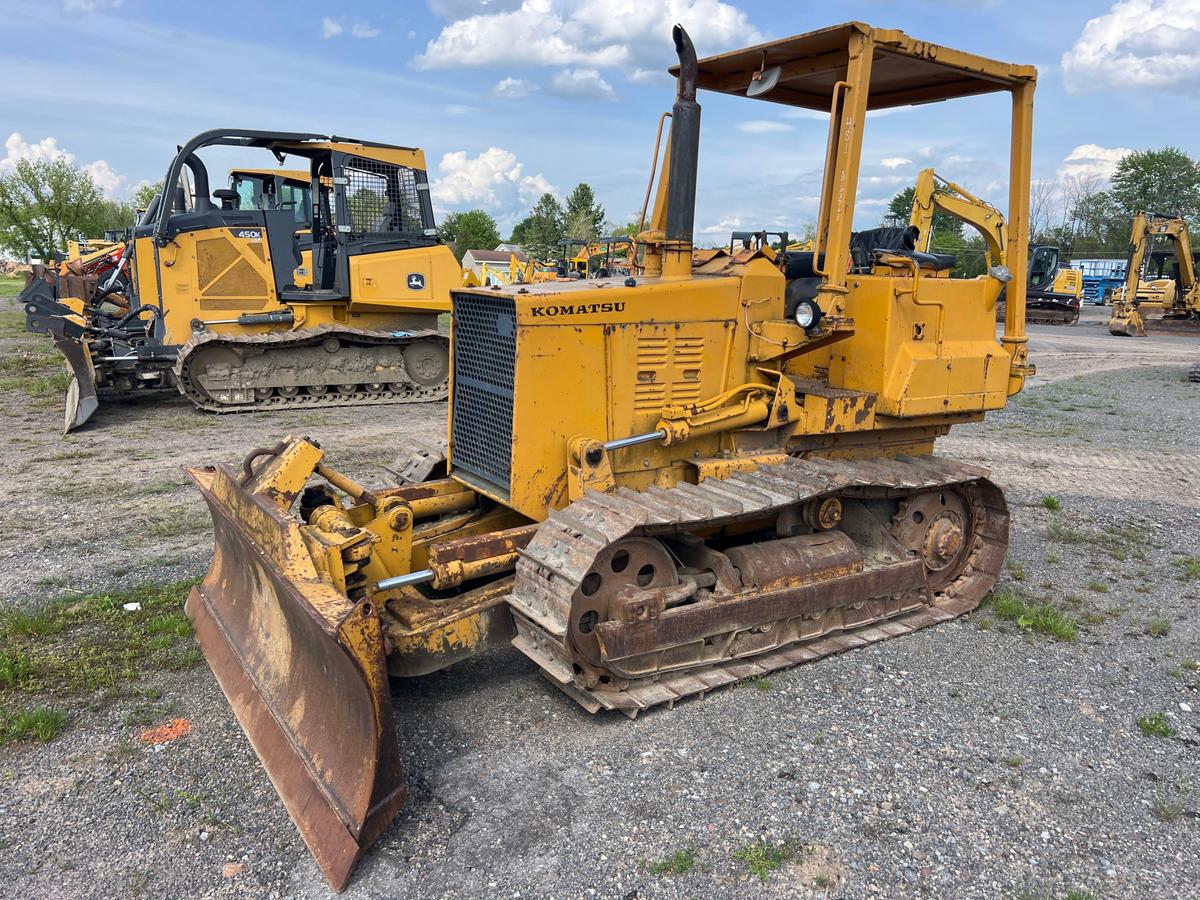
1072,258,1126,304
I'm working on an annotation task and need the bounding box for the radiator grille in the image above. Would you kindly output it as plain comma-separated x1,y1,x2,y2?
451,292,516,492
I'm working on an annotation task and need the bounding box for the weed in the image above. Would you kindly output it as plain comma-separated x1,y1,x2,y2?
1046,552,1061,564
734,840,794,881
747,675,771,692
1183,660,1199,672
1153,798,1185,822
813,874,831,888
0,651,32,689
1146,618,1171,638
1086,581,1110,594
1041,496,1062,511
176,789,205,809
1173,556,1200,582
1007,562,1026,582
642,849,698,876
1005,755,1023,768
0,705,67,744
985,588,1078,641
1065,892,1099,900
1137,712,1174,738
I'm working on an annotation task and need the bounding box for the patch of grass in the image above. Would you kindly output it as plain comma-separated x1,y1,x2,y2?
1007,562,1026,582
1004,755,1023,768
1066,892,1099,900
642,849,698,876
0,651,33,689
0,275,26,298
1086,581,1110,594
0,705,67,744
1046,552,1061,564
1173,556,1200,582
0,581,199,716
744,675,771,692
1137,712,1175,738
139,508,211,539
1145,618,1171,638
985,588,1078,641
1182,660,1199,672
1153,798,1185,822
1041,496,1062,511
733,840,794,882
0,371,71,400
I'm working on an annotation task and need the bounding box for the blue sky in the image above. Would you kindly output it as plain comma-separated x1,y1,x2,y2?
0,1,1190,243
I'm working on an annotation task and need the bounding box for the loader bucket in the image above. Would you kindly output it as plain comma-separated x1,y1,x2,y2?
186,462,406,891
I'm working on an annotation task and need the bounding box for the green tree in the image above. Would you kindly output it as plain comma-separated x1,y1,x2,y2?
133,180,164,212
0,157,105,260
437,208,501,262
563,182,605,240
514,193,566,261
1109,147,1200,224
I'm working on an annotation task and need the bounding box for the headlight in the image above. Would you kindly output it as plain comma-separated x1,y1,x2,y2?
989,265,1013,283
794,299,822,330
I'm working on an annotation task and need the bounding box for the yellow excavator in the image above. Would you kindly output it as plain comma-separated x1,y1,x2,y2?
1109,212,1200,336
909,169,1080,324
185,23,1035,889
22,130,459,432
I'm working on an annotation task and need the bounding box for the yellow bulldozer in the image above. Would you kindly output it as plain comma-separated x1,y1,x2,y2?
21,130,459,432
185,23,1036,889
1108,212,1200,336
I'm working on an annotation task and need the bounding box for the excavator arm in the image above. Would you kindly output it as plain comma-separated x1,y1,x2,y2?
909,168,1007,268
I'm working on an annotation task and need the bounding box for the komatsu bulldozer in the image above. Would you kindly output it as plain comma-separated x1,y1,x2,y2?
1109,212,1200,336
21,130,458,432
185,23,1036,890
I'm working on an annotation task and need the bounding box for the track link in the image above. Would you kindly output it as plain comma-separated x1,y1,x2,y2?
174,324,448,413
509,454,1007,717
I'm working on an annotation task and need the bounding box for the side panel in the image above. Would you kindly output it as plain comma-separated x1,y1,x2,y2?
347,244,457,314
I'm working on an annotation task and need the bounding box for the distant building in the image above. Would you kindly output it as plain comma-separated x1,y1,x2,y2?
461,247,529,279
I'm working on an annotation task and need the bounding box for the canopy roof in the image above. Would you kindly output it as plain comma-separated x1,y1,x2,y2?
671,22,1036,111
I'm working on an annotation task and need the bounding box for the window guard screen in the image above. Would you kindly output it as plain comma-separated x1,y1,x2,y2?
341,156,426,242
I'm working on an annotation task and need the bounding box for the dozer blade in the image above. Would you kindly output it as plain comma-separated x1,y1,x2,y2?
185,462,406,891
48,320,100,433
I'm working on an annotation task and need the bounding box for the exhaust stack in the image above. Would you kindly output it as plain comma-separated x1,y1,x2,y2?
664,25,700,278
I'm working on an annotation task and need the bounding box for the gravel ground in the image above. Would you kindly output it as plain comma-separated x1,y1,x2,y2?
1,301,1198,899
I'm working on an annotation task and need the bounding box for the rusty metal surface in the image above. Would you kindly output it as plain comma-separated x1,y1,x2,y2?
509,454,1006,717
385,435,448,484
186,466,405,892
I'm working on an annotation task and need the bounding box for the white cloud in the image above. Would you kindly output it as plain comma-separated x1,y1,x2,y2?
1,132,126,197
881,157,912,170
63,0,122,11
698,214,743,236
1056,143,1133,181
323,18,381,39
548,68,615,100
415,0,763,73
492,77,536,98
737,120,794,134
1063,0,1200,95
444,103,479,115
431,147,554,211
83,159,126,196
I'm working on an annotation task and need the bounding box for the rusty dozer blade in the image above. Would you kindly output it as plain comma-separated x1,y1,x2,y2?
185,455,406,891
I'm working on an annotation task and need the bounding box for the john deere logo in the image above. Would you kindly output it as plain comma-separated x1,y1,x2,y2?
407,273,426,291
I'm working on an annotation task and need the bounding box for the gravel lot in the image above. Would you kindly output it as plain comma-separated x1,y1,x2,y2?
1,301,1198,899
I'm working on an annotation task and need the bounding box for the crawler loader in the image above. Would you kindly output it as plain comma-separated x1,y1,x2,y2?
1109,212,1200,336
186,23,1036,890
21,130,458,432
